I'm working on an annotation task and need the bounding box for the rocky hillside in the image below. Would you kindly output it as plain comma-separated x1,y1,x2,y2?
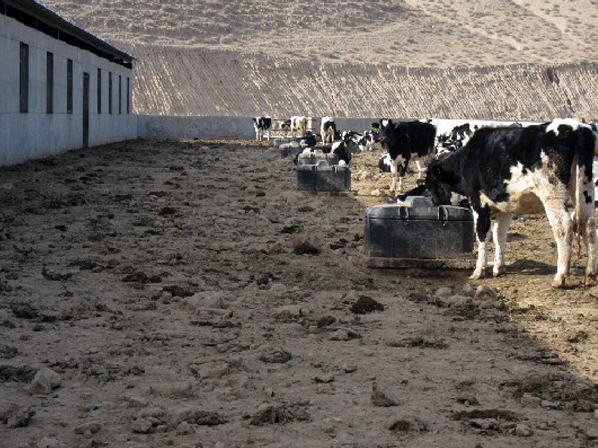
42,0,598,119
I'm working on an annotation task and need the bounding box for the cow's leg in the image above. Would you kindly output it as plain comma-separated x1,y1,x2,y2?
390,163,398,192
578,212,598,285
492,213,513,277
578,165,597,285
471,208,491,280
415,160,424,182
542,200,573,288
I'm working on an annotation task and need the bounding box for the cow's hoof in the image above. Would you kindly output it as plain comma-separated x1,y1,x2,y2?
470,271,485,280
585,272,597,287
552,276,566,288
493,266,506,277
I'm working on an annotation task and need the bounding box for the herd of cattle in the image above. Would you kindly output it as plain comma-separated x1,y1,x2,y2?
253,115,598,288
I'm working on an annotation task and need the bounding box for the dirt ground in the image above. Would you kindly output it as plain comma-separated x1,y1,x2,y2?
0,139,596,448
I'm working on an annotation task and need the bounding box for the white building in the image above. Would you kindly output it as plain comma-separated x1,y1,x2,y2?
0,0,136,166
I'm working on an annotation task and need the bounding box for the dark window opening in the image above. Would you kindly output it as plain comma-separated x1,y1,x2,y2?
108,72,113,114
126,77,130,114
97,68,102,114
118,75,122,115
46,52,54,114
67,58,73,114
19,42,29,113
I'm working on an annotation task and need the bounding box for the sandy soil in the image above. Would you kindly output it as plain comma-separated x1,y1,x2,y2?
0,139,596,448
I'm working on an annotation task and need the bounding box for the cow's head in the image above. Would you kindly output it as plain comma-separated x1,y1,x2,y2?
377,119,410,152
424,158,460,206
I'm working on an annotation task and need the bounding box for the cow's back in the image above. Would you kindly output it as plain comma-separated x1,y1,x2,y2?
402,121,436,156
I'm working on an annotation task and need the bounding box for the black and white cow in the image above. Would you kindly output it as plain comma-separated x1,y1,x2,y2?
321,117,336,144
436,122,475,159
253,116,272,141
331,132,360,165
423,118,597,288
375,119,437,192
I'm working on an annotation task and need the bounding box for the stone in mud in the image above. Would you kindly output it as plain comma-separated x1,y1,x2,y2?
163,382,193,399
350,296,384,314
371,382,400,407
259,349,292,364
168,408,227,428
329,329,361,341
0,365,38,382
475,285,499,301
1,403,36,428
513,423,534,437
122,272,162,283
162,285,194,297
175,421,193,435
131,418,155,434
386,416,428,433
41,266,74,281
291,236,321,255
0,344,18,359
250,404,310,426
74,421,101,434
269,305,305,321
435,287,453,300
445,295,475,309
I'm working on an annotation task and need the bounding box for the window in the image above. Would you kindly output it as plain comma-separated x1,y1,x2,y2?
19,42,28,113
97,68,101,114
118,74,122,114
46,52,53,114
67,58,73,114
126,77,130,114
108,71,112,114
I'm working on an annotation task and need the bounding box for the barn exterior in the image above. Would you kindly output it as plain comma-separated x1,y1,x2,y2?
0,0,136,166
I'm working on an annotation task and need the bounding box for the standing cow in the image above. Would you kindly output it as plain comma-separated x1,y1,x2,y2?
321,117,336,144
253,116,272,141
423,118,597,288
290,116,308,139
375,119,437,192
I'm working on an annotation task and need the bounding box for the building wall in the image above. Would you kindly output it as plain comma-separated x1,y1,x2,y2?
0,13,136,166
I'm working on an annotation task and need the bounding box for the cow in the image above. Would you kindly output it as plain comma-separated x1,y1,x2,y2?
331,132,360,165
357,131,377,151
375,119,437,192
321,117,336,144
300,131,317,148
436,123,475,159
422,118,597,288
290,116,308,138
253,116,272,141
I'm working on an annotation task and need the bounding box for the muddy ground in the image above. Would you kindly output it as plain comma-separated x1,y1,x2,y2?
0,139,596,448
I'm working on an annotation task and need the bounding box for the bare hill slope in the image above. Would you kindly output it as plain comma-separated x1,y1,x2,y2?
42,0,598,119
131,44,598,120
